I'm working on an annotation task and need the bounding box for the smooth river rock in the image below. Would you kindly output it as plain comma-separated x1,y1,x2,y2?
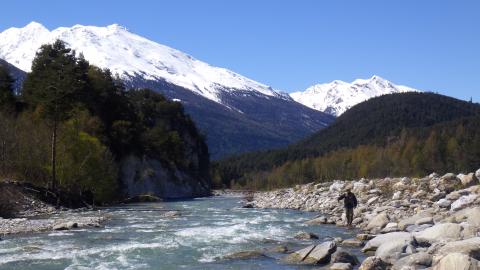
341,238,364,247
330,262,353,270
432,252,479,270
398,210,434,230
451,195,479,211
458,173,479,188
303,241,337,264
283,241,337,265
358,256,389,270
306,216,328,225
282,245,315,264
331,248,359,265
391,252,433,270
436,237,480,260
451,207,480,227
362,232,412,253
414,223,463,245
295,231,319,240
375,235,416,263
366,212,389,231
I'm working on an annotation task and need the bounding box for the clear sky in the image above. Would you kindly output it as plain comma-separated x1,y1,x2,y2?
1,0,479,101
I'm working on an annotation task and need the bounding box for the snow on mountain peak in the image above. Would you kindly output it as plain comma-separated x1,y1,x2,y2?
290,76,421,116
0,22,283,105
25,21,47,30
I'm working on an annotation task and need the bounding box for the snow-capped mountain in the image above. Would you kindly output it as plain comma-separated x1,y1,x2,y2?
0,21,288,105
0,22,334,159
290,76,420,116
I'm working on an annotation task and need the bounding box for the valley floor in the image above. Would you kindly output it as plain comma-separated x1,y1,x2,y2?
249,169,480,269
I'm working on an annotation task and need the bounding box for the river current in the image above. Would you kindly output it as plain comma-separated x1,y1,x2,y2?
0,196,364,269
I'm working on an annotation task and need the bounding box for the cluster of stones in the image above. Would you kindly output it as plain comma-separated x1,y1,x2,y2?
248,169,480,269
0,214,107,234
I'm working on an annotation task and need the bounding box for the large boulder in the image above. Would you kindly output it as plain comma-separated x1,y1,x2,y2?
392,252,433,270
438,173,461,193
406,223,433,233
358,256,389,270
430,191,447,201
415,217,434,226
476,169,480,182
446,190,466,201
283,242,337,265
366,212,389,231
414,223,463,245
436,237,480,260
306,216,328,225
303,241,337,264
451,195,479,211
330,181,345,192
432,253,479,270
363,232,412,253
295,231,319,240
375,235,416,263
452,207,480,227
331,248,359,265
282,245,315,264
381,222,400,233
398,210,434,230
436,198,452,208
341,238,364,247
458,173,479,188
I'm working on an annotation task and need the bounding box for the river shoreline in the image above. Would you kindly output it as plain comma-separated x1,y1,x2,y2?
3,169,480,269
0,196,362,270
0,209,109,236
249,169,480,269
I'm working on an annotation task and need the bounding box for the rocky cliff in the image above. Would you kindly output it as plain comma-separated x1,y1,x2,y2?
120,155,210,199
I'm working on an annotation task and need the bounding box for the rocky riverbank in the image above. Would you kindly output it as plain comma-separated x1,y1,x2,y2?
0,212,108,235
248,169,480,269
0,181,109,236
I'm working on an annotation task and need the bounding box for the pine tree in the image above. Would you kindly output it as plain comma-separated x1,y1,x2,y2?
0,64,15,110
22,40,88,194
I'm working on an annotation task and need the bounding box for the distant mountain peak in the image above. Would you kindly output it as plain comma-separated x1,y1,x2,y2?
25,21,46,29
290,76,421,116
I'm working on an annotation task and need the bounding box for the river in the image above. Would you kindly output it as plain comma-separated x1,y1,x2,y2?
0,196,364,269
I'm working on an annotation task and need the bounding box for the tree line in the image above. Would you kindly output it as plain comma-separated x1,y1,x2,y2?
0,40,209,205
212,92,480,190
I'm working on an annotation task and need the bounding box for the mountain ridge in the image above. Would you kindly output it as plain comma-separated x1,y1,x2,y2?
0,21,288,106
0,22,334,159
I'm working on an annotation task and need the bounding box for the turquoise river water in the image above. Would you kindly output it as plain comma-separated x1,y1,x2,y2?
0,196,364,269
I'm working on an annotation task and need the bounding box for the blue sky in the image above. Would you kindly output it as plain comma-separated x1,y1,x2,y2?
1,0,479,101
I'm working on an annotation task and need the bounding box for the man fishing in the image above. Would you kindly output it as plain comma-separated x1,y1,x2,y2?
337,186,358,227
